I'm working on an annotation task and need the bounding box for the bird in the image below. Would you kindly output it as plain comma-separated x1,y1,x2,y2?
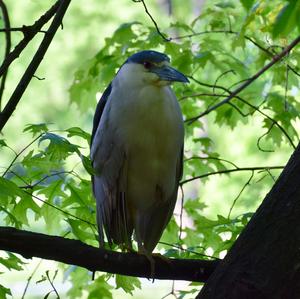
90,50,189,258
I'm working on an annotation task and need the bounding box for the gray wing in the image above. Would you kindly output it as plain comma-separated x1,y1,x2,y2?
91,85,132,248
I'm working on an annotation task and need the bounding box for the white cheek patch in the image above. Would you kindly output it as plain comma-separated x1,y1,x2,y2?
146,72,159,82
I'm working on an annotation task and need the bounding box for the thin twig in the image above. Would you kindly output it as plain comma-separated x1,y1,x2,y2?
21,260,42,299
0,0,11,108
172,29,300,76
187,35,300,124
2,134,43,177
284,65,289,111
180,166,284,185
257,122,276,152
188,77,297,149
0,1,60,78
178,184,184,242
0,0,71,132
0,26,47,33
227,171,254,219
184,155,239,169
46,270,60,299
133,0,170,41
23,190,97,228
158,241,218,260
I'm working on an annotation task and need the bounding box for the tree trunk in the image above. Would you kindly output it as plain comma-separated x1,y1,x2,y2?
197,142,300,299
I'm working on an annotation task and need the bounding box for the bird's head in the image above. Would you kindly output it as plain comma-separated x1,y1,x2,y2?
115,50,189,87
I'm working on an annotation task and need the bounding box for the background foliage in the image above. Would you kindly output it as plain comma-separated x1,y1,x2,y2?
0,0,300,298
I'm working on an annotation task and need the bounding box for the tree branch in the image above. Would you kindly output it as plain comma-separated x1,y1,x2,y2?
133,0,170,41
0,0,71,132
188,35,300,123
0,0,60,79
0,0,11,108
0,226,219,282
187,78,297,149
197,141,300,298
180,165,284,185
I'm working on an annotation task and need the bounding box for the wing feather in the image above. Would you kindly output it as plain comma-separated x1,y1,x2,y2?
91,85,132,248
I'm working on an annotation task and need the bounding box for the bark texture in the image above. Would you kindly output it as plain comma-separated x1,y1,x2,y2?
197,142,300,299
0,226,218,282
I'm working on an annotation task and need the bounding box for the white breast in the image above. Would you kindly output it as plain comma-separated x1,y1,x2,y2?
109,79,184,209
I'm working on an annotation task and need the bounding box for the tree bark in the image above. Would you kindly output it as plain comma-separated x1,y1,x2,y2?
197,142,300,299
0,226,218,282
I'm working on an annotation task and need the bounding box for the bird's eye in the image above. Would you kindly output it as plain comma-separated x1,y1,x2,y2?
143,61,152,69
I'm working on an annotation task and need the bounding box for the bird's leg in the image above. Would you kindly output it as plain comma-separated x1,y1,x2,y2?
120,242,134,253
135,228,156,280
137,244,156,281
151,252,171,263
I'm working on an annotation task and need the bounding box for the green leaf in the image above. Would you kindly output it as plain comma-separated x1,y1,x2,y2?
240,0,255,11
39,132,80,161
66,127,91,144
215,1,235,9
67,219,95,242
115,275,141,295
13,196,40,226
273,1,300,38
87,276,113,299
23,123,49,136
0,139,8,148
0,177,23,198
0,284,11,298
80,154,95,175
0,252,25,271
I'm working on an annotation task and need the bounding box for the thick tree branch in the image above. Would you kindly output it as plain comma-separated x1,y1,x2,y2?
0,226,219,282
0,0,71,132
188,35,300,123
197,141,300,298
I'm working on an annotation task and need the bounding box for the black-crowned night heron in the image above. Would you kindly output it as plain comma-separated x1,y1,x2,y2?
91,50,189,258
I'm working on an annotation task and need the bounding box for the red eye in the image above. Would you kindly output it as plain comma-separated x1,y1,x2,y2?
143,61,152,69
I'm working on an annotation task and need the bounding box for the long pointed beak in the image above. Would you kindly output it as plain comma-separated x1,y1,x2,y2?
151,65,189,83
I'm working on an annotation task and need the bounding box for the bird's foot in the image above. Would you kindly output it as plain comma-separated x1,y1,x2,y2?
137,247,156,281
151,252,171,264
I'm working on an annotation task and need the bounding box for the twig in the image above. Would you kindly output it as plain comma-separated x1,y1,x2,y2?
184,155,239,169
21,260,42,299
0,1,60,79
188,77,297,149
2,133,43,177
0,0,11,108
0,0,71,132
161,281,178,299
133,0,170,41
227,171,254,219
284,65,289,111
188,35,300,124
46,270,60,299
0,27,47,34
257,122,276,152
178,184,184,242
180,166,284,185
213,70,236,94
172,29,300,76
158,241,218,260
24,190,97,228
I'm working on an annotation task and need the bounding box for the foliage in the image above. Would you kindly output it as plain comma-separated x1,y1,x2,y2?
1,0,300,298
